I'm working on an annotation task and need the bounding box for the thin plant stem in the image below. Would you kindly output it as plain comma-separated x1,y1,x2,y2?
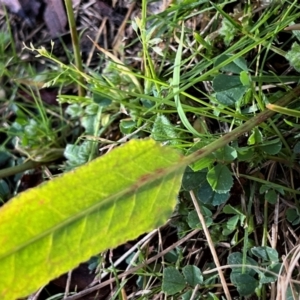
0,148,65,179
0,161,42,179
3,5,17,59
189,190,232,300
64,229,201,300
184,86,300,166
64,0,85,97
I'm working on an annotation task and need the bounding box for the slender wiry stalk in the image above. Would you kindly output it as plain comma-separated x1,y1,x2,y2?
64,0,85,97
0,149,65,179
184,86,300,166
190,190,232,300
0,160,41,179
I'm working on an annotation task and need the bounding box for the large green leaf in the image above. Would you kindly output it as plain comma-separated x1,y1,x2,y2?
0,139,184,300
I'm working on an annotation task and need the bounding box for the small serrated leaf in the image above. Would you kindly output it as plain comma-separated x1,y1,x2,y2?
228,252,258,276
187,210,213,229
65,104,83,118
293,141,300,154
213,74,248,106
215,55,248,73
286,208,300,225
251,246,279,263
230,273,258,297
198,180,230,206
207,164,233,194
258,263,281,284
219,18,237,46
259,140,282,155
81,115,98,134
181,167,206,191
285,42,300,72
213,145,237,161
162,267,186,295
265,190,277,204
213,75,242,92
151,114,180,145
182,265,203,287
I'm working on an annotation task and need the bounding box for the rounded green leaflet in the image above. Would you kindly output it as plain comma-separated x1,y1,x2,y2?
182,265,203,287
198,180,230,206
162,266,186,295
0,139,184,300
207,164,233,194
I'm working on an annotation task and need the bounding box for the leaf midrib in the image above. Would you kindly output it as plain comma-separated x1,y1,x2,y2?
0,163,184,261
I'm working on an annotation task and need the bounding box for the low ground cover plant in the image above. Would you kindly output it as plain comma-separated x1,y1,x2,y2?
1,0,300,299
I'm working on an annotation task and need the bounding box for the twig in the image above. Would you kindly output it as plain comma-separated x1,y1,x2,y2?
64,270,72,298
189,191,232,300
89,229,158,287
64,229,201,300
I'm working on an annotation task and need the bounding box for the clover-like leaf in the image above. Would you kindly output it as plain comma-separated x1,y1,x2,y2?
182,265,203,287
198,180,230,206
213,74,248,106
162,267,186,295
207,164,233,194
